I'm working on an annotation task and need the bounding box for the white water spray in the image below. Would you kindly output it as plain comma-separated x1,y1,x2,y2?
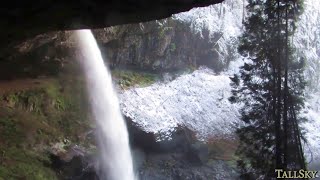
76,30,135,180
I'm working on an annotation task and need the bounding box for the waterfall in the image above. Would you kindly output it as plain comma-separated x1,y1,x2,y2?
76,30,135,180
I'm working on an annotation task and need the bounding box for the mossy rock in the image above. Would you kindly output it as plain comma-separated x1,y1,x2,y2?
112,69,158,89
0,147,58,180
0,73,92,179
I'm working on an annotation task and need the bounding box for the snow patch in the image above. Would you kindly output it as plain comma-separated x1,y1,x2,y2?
301,93,320,166
174,0,244,64
174,0,244,39
294,0,320,92
120,68,240,141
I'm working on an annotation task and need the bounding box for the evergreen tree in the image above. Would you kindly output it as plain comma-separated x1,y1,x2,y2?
229,0,306,178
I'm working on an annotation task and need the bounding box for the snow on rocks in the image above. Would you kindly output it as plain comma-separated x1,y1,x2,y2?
119,65,319,167
301,92,320,169
174,0,244,39
174,0,244,65
120,67,240,141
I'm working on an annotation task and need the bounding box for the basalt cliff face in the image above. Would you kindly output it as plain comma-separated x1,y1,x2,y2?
1,18,235,81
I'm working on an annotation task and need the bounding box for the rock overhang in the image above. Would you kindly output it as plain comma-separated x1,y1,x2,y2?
0,0,224,58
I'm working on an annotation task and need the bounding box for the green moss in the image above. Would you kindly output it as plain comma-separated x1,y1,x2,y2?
44,81,70,111
0,75,92,179
226,158,238,168
0,117,22,145
0,147,57,180
6,94,19,107
45,82,60,99
170,43,176,52
112,69,158,89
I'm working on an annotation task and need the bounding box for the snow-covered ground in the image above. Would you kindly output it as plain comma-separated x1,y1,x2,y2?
120,67,240,141
119,64,320,168
119,0,319,169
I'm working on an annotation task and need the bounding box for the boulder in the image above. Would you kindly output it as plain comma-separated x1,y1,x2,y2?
49,144,98,180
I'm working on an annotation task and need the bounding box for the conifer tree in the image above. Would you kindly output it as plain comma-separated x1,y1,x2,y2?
229,0,306,178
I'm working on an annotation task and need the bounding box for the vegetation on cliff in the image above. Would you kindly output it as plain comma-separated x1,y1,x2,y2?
0,64,91,179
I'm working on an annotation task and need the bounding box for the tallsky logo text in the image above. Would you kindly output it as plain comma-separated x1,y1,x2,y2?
275,169,318,179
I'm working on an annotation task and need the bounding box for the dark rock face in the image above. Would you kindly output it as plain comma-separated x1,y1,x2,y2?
0,18,228,80
128,118,198,153
0,0,223,59
127,120,239,180
0,31,77,80
50,145,98,180
137,153,238,180
96,19,226,72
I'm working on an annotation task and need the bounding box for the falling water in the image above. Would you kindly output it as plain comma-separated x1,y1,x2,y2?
76,29,135,180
